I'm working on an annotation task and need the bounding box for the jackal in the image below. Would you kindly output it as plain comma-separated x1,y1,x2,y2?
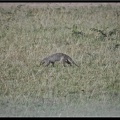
40,53,79,67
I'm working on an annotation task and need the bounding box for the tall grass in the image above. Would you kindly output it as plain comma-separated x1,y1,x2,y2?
0,4,120,116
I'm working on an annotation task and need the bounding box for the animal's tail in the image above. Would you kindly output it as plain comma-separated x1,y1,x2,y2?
68,57,79,67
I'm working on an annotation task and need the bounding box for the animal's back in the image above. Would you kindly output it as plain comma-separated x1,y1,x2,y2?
47,53,65,61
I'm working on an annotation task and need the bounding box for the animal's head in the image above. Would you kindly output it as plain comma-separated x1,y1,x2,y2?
40,58,47,65
40,60,45,65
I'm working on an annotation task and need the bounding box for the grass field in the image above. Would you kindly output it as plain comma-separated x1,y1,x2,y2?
0,3,120,117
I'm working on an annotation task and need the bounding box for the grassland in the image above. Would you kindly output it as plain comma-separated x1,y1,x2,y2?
0,3,120,117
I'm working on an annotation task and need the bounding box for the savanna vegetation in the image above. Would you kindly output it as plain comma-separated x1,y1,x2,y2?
0,4,120,117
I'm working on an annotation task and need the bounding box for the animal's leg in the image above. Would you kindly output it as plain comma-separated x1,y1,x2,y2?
66,60,72,66
51,62,55,67
62,59,66,67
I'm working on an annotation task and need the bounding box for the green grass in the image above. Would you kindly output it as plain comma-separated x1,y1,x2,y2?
0,4,120,117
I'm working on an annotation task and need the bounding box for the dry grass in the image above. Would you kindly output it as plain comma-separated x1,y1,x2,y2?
0,4,120,117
